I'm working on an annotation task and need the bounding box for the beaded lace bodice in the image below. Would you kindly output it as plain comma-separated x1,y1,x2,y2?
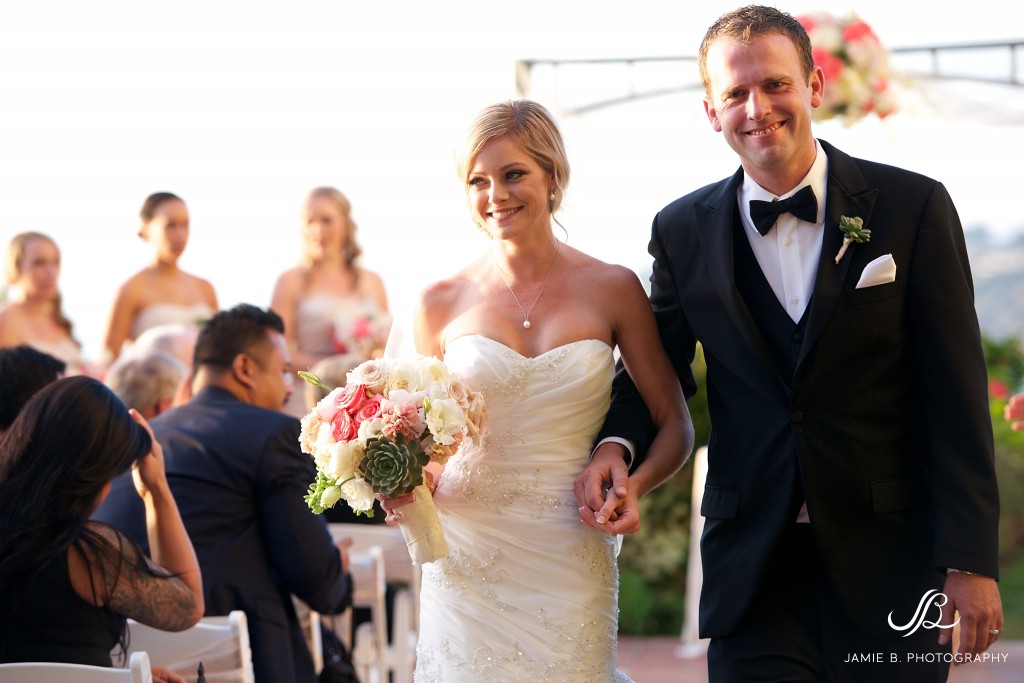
414,335,633,683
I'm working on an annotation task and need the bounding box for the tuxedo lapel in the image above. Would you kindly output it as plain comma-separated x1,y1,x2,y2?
798,141,880,370
695,169,784,383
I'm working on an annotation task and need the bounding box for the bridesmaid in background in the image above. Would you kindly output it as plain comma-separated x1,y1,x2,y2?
271,186,389,416
100,192,218,367
0,232,86,374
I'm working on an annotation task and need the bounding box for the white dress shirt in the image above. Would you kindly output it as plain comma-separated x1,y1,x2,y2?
738,139,829,322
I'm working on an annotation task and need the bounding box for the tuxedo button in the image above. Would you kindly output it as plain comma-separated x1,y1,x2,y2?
792,331,804,343
791,411,804,422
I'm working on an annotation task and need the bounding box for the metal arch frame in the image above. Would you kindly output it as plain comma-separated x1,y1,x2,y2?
515,40,1024,116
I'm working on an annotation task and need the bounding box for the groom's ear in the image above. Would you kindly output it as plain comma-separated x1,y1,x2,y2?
704,98,723,132
809,65,825,110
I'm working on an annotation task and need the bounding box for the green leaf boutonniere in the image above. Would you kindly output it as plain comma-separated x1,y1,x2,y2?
834,215,871,264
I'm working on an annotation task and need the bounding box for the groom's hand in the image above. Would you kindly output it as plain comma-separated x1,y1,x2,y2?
938,572,1003,662
574,444,630,533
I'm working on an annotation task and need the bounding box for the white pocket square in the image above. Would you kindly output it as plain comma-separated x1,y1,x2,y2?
855,254,896,289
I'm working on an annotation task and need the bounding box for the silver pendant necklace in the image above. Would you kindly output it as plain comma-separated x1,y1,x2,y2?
493,242,561,330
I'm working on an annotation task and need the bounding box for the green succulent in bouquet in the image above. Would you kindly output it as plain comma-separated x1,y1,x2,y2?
359,434,429,497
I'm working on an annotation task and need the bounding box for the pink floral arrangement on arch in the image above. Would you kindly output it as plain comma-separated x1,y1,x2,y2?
798,11,897,125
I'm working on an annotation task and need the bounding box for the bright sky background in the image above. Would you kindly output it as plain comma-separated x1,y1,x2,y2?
1,1,1022,362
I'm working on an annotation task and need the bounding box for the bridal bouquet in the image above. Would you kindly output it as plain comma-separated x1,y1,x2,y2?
798,11,897,125
298,355,485,564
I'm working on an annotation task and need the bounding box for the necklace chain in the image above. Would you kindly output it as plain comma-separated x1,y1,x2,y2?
493,242,561,330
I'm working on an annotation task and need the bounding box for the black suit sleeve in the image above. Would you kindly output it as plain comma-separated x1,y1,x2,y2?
598,212,699,467
257,420,352,613
907,182,1000,577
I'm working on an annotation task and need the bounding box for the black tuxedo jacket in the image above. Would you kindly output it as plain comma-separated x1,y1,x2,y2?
94,386,351,683
602,140,999,637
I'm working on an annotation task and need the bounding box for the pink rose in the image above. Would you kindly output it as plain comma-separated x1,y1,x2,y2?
337,383,369,415
354,394,384,425
331,410,358,441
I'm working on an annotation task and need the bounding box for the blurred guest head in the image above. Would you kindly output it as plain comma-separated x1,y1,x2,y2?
301,187,362,268
192,304,293,411
4,232,75,341
131,322,200,369
0,377,152,578
138,192,190,265
104,349,187,419
0,345,66,432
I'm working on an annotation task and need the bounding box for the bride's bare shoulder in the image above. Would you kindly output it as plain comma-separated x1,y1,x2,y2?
418,257,487,311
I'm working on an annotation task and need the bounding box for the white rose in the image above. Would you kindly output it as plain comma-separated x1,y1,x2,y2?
424,397,466,446
347,358,389,393
385,357,424,393
357,416,386,446
417,355,449,385
341,478,375,513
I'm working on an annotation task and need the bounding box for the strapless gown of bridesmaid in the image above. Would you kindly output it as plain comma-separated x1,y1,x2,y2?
415,335,634,682
130,302,214,340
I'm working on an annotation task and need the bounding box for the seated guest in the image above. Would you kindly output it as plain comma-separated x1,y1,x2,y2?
0,345,65,434
129,322,201,405
94,304,353,683
0,376,203,683
104,349,187,419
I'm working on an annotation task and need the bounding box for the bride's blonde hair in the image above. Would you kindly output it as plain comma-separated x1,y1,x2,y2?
457,100,570,216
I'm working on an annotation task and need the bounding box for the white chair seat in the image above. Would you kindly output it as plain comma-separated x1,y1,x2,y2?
0,650,152,682
120,610,254,683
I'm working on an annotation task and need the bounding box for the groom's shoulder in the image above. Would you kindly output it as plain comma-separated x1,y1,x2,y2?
657,176,733,222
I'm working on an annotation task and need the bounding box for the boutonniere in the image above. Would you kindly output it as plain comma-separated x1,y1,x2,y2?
834,215,871,264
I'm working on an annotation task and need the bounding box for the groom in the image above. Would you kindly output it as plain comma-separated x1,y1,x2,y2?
578,5,1002,681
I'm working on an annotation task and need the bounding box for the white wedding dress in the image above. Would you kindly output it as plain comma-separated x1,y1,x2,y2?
415,335,634,682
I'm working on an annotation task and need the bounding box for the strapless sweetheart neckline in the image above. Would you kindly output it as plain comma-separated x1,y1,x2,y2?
445,334,611,361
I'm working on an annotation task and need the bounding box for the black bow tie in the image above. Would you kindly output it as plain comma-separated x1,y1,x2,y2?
749,185,818,236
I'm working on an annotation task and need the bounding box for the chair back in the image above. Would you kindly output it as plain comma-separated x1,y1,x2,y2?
121,611,254,683
0,650,152,683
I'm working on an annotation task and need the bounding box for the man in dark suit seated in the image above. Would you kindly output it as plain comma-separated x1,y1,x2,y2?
95,303,352,683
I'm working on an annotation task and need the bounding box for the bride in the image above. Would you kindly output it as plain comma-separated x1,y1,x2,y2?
383,99,692,681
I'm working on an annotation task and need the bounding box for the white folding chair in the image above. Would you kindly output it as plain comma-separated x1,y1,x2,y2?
120,610,254,683
0,650,152,683
328,523,421,620
292,595,324,674
319,545,389,682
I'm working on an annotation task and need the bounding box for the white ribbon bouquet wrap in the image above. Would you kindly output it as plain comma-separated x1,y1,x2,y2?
298,354,484,565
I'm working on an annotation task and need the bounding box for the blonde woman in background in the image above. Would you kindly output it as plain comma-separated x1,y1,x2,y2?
100,192,218,367
0,232,86,373
270,186,389,416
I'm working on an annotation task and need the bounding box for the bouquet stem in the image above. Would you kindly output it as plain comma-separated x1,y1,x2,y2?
398,484,448,565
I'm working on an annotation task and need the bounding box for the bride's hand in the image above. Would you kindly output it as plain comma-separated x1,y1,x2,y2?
579,484,641,535
377,493,414,525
